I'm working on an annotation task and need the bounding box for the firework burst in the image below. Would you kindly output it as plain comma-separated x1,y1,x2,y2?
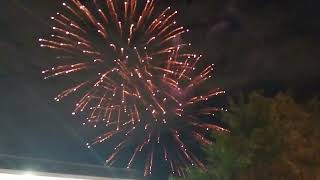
39,0,227,177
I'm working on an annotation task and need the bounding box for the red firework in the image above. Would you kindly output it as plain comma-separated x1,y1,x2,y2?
39,0,227,177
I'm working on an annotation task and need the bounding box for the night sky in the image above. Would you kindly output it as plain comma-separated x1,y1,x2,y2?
0,0,319,179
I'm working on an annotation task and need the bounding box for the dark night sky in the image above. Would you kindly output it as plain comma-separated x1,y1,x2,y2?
0,0,319,178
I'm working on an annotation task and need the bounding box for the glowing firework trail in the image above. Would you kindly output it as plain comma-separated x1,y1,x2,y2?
40,0,226,176
192,131,213,145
